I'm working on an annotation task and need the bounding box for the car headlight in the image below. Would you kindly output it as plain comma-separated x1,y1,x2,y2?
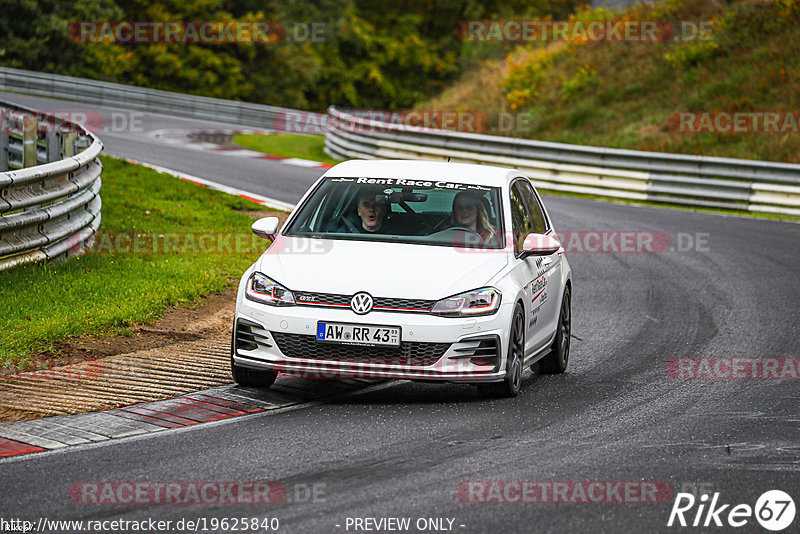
431,287,501,317
245,272,295,306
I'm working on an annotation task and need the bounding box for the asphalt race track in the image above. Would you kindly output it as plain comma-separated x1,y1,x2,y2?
0,93,318,204
1,92,799,533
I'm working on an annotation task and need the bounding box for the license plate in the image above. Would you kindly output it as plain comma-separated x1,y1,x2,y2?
316,322,401,347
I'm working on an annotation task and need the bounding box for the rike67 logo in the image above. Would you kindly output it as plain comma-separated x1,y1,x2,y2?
668,490,796,531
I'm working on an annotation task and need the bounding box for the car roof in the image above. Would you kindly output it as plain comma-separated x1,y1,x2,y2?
323,159,521,187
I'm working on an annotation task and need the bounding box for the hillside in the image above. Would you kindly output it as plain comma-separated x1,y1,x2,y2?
419,0,800,163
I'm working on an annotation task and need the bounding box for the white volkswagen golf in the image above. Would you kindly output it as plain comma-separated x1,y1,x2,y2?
232,160,572,397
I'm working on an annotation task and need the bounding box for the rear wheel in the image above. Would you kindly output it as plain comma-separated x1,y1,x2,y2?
478,304,524,398
540,287,571,374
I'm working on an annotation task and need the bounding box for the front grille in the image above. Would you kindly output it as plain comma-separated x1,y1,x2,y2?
373,297,435,311
270,332,449,367
293,291,435,313
294,292,350,306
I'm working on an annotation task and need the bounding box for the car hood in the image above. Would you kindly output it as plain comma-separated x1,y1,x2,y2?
255,236,508,299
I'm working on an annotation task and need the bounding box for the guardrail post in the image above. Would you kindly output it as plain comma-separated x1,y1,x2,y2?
22,115,37,168
0,106,8,171
62,132,77,157
21,114,42,213
0,125,7,171
46,131,60,162
76,136,90,152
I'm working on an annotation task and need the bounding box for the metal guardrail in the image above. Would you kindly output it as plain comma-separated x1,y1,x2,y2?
2,68,797,217
325,107,800,217
0,100,103,271
0,66,322,130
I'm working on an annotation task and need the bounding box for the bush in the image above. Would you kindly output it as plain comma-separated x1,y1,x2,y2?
561,64,597,98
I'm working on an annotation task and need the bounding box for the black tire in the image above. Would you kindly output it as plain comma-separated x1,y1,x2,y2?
540,287,571,374
230,325,277,388
478,303,525,398
231,358,278,388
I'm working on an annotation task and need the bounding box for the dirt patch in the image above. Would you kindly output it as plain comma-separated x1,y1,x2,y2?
38,284,237,362
0,336,233,422
0,286,238,423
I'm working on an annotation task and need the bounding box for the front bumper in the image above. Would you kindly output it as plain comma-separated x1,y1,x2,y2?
232,298,511,383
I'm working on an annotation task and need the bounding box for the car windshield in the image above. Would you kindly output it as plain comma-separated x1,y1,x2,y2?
284,177,505,248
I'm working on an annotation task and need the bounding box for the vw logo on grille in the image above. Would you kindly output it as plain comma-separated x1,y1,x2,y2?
350,292,374,315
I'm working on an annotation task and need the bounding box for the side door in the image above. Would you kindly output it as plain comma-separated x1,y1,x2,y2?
517,179,562,343
508,181,548,354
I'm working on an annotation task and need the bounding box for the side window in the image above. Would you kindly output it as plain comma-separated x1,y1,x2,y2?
316,185,349,231
509,183,533,255
517,180,548,234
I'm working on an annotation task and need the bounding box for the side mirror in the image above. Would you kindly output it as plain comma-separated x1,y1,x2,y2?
521,233,563,257
252,217,280,240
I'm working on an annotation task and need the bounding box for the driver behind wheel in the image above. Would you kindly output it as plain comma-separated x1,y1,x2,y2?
337,188,396,234
450,191,496,242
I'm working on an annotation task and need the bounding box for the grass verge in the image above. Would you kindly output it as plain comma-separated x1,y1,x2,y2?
0,156,276,369
233,133,342,166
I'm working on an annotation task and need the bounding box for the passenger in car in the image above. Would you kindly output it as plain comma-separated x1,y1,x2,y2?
450,191,496,241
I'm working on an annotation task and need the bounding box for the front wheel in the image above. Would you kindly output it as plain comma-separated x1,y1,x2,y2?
231,359,278,388
540,287,571,374
231,323,277,388
478,304,525,398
